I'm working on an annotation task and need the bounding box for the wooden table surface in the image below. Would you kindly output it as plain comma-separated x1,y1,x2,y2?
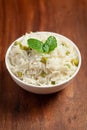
0,0,87,130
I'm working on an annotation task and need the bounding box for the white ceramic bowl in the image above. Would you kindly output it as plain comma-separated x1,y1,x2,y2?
5,32,81,94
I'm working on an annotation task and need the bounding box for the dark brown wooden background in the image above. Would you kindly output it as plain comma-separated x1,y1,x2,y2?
0,0,87,130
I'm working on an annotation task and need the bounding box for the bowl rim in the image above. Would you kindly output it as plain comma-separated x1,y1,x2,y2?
5,32,82,88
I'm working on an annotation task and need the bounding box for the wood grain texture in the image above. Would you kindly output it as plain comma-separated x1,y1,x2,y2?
0,0,87,130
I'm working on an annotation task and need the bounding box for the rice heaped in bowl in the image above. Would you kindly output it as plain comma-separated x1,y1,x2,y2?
7,32,80,87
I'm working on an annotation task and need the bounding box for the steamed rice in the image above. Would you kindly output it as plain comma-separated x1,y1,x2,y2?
7,32,79,86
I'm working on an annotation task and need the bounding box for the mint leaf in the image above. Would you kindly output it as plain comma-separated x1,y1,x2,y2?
27,39,43,53
27,36,57,53
43,44,49,53
44,36,57,52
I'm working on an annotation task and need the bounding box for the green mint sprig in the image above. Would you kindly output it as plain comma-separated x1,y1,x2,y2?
27,36,57,53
